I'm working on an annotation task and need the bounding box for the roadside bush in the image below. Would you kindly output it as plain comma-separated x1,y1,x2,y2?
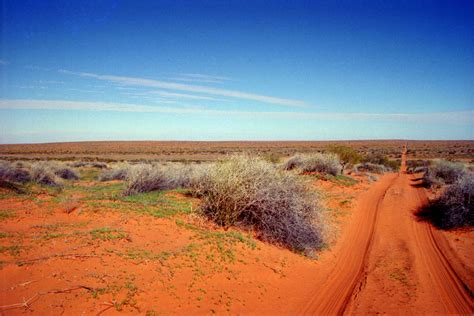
423,160,466,187
30,162,62,187
418,174,473,229
0,161,31,183
193,155,325,252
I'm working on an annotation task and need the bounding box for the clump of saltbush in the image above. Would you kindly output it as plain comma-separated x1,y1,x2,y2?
0,161,31,184
69,161,108,169
53,164,79,180
30,162,63,187
419,173,473,229
99,164,130,181
362,153,400,171
123,163,208,196
283,154,305,171
300,153,341,175
283,153,341,176
423,160,466,187
353,162,390,174
193,155,326,252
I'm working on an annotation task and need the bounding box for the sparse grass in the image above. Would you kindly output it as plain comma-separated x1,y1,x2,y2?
175,219,257,263
90,227,129,241
0,209,15,220
389,268,410,286
0,245,22,256
311,173,358,186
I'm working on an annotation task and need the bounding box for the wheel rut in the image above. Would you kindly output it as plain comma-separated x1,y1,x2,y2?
301,146,473,314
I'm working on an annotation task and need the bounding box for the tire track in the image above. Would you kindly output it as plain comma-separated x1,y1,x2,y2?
302,145,472,314
412,186,473,313
301,174,398,314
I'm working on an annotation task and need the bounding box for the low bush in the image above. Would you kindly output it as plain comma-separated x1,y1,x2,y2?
0,161,31,183
30,162,62,187
354,162,390,174
363,153,400,171
123,163,208,196
282,154,305,171
283,153,341,176
193,155,326,252
418,174,473,229
99,165,130,181
53,165,79,180
423,160,466,187
327,145,361,173
301,153,341,176
69,161,108,169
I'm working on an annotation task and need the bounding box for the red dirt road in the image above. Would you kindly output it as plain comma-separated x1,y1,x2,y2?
302,147,473,314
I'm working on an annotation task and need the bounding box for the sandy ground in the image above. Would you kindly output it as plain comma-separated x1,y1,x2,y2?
0,149,472,315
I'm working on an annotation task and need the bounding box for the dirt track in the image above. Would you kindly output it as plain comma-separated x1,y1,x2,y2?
302,146,473,314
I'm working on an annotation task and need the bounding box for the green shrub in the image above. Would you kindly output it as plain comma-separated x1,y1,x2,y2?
327,145,361,173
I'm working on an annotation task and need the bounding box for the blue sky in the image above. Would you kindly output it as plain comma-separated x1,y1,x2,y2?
0,0,473,143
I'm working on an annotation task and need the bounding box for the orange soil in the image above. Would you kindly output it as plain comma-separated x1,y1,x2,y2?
0,148,472,314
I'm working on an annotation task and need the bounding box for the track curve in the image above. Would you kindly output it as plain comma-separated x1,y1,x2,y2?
302,146,473,314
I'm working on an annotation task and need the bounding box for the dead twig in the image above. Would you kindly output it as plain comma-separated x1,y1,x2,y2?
97,300,116,315
0,285,93,312
16,253,98,265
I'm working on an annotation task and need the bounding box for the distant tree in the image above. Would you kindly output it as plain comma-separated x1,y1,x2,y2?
327,145,361,174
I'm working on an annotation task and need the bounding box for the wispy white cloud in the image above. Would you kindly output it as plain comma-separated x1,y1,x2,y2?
58,69,308,108
146,90,224,101
0,59,8,65
170,73,232,84
1,99,472,125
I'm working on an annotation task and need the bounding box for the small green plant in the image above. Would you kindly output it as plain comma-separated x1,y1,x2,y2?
0,210,15,221
0,245,22,256
90,227,128,241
